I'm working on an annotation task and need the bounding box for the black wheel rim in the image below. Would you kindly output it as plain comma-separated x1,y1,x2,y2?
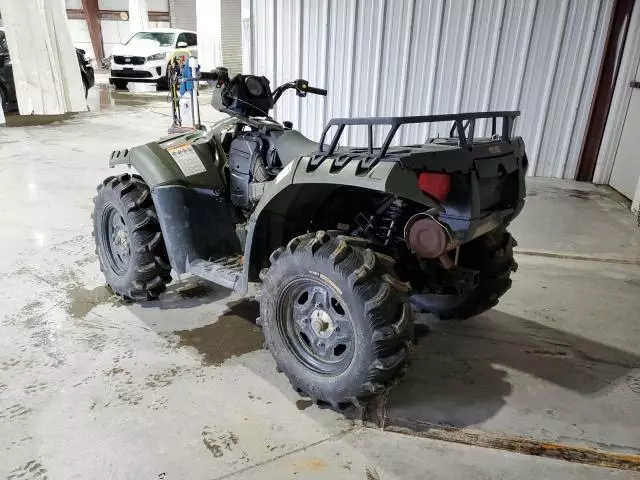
101,204,131,275
276,277,355,375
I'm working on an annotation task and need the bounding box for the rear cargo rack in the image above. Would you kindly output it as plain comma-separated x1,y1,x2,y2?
318,111,520,158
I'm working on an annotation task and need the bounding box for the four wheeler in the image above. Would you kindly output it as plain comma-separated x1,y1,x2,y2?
92,66,527,407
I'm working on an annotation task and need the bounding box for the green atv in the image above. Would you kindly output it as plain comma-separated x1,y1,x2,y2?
93,67,527,407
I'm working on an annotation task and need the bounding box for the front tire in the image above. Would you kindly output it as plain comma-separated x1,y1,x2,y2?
260,232,413,407
157,76,170,91
92,173,172,301
111,79,128,90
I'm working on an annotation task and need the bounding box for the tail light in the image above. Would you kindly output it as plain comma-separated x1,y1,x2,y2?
417,172,450,202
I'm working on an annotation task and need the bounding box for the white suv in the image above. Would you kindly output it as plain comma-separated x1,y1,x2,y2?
109,28,197,90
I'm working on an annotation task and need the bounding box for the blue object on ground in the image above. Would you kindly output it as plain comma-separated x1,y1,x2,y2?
180,62,193,96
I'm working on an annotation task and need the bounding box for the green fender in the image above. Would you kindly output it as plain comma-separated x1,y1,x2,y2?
241,155,440,284
108,129,228,190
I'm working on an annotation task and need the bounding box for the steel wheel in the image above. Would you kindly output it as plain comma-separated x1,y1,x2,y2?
101,204,131,275
277,277,354,375
260,232,413,406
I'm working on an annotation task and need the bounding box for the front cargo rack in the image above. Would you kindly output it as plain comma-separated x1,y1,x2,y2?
318,111,521,158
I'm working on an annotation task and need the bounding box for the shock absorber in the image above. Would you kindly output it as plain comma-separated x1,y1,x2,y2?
379,198,405,246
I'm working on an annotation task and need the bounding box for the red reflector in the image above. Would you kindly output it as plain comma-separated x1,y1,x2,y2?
418,172,451,202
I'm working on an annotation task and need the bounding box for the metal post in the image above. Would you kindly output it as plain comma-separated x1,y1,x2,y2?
189,56,200,128
81,0,104,61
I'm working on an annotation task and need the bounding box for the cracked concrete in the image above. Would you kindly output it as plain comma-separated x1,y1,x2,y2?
1,86,639,479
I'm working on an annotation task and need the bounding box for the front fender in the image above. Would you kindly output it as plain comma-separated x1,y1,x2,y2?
108,130,225,190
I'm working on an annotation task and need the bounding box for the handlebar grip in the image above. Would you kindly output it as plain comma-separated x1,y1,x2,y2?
306,86,327,96
199,71,219,81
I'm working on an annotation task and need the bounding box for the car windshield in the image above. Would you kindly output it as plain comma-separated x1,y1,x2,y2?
127,32,175,47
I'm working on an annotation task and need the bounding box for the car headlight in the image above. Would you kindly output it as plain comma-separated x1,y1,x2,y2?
147,52,167,61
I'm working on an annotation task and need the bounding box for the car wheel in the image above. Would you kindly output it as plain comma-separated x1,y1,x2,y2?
157,76,170,91
112,80,128,90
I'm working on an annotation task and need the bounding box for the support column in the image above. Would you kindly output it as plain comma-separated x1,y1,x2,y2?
0,0,86,115
129,0,149,36
81,0,103,61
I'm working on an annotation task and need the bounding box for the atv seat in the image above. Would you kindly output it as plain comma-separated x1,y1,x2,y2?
274,130,320,166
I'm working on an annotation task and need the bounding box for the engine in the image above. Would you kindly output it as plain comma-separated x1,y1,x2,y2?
227,132,278,209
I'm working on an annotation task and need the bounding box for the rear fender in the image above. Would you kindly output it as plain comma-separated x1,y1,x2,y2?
241,156,440,283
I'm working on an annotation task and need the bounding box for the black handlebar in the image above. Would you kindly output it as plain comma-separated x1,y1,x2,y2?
200,69,326,109
306,86,327,96
199,71,219,81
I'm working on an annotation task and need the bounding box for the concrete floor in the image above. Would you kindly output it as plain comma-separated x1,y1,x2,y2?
1,85,639,479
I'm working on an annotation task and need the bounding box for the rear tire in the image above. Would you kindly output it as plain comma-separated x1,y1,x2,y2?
157,76,170,91
92,173,171,301
112,79,128,90
434,227,517,320
260,231,413,407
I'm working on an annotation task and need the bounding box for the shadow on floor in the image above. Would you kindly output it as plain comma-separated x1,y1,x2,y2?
139,281,231,311
382,309,640,428
132,289,640,429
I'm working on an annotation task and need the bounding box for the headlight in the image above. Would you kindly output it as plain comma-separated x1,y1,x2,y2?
147,52,167,61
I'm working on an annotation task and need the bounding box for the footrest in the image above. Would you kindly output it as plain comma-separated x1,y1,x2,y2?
187,255,244,291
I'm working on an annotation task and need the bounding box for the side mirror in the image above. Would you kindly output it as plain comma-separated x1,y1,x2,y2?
177,41,188,48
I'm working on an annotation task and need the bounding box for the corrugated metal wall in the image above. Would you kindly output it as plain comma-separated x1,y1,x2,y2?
169,0,197,30
248,0,614,178
220,0,244,75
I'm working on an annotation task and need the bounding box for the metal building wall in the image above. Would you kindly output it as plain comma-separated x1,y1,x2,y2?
248,0,614,178
220,0,243,75
169,0,197,30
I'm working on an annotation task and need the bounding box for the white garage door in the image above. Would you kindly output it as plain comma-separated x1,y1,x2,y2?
609,64,640,199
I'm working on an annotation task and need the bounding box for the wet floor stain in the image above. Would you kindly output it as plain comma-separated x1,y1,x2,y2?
296,399,313,411
66,285,119,318
526,186,608,200
145,367,182,388
174,300,262,365
6,459,48,480
201,427,247,461
365,465,381,480
566,189,606,200
4,112,76,127
177,282,211,298
23,382,48,395
628,375,640,394
0,404,31,420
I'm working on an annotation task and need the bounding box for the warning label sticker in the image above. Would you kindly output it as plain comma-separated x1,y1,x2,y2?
166,142,207,176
